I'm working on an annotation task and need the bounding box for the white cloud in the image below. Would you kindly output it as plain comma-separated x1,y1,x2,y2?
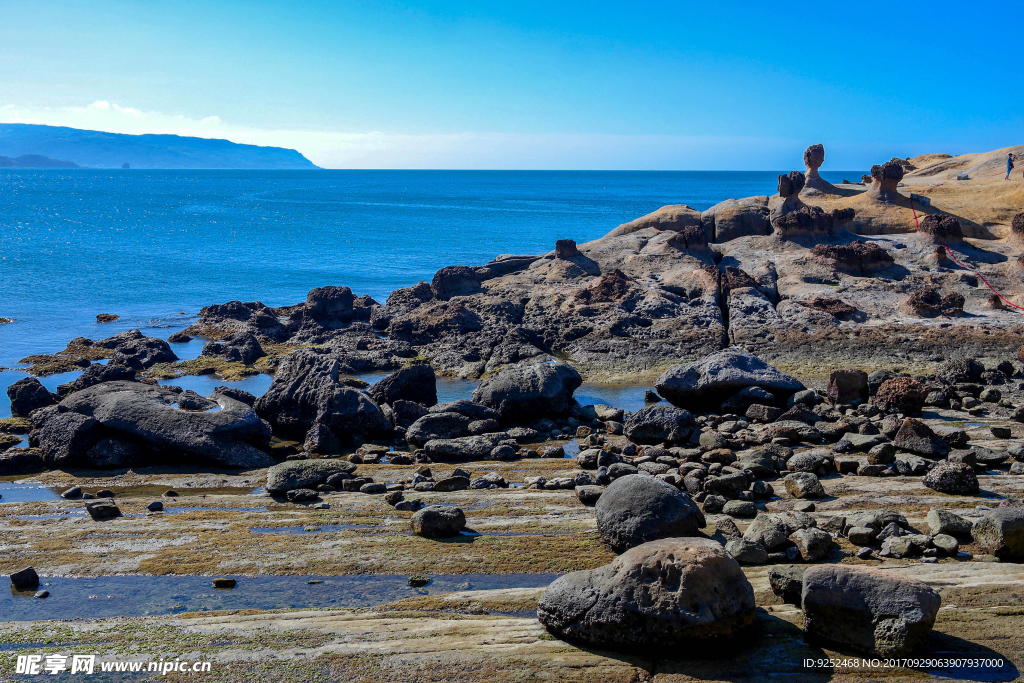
0,99,901,169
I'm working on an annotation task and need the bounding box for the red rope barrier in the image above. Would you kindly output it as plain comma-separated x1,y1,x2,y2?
941,245,1024,312
909,193,1023,311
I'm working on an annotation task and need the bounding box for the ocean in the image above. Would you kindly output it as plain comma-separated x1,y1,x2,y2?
0,168,859,414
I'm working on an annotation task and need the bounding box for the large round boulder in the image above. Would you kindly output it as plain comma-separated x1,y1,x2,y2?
471,359,582,423
538,537,755,652
655,348,804,411
595,475,705,553
802,565,940,656
411,505,467,538
623,404,696,445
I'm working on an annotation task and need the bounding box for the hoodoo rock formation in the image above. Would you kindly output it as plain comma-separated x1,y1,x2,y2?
917,214,964,244
867,158,906,202
801,143,838,194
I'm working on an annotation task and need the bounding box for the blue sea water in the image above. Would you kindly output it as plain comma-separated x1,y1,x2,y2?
0,168,859,411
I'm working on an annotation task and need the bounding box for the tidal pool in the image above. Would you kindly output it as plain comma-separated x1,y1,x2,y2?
0,573,561,621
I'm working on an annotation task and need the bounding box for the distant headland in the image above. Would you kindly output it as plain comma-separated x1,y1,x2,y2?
0,123,319,170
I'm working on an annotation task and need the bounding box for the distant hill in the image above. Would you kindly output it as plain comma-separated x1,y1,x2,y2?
0,123,319,169
0,153,80,168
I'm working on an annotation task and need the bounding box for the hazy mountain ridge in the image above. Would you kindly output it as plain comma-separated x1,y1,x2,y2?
0,123,318,169
0,153,80,168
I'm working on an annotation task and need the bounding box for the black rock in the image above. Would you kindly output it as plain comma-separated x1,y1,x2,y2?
595,474,705,553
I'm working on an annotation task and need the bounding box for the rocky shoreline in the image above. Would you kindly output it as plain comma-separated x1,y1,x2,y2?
2,143,1024,679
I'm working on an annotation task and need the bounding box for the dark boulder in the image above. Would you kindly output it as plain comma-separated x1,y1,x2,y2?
655,348,804,410
537,538,755,652
100,329,178,369
411,505,466,538
7,378,55,417
802,565,940,656
38,412,102,467
304,286,355,325
623,404,696,445
212,386,258,407
0,448,45,475
389,400,429,428
595,474,705,553
471,359,582,423
938,358,984,384
254,349,390,446
201,332,266,365
44,381,273,469
428,400,501,422
423,434,510,461
405,412,472,447
370,364,438,407
768,565,805,605
85,500,122,521
827,369,868,404
893,418,950,458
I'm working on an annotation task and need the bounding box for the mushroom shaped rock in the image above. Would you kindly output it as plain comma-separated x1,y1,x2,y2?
802,143,838,194
917,214,964,244
867,158,905,202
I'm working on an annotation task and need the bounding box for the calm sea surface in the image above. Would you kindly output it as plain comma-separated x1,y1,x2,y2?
0,169,859,412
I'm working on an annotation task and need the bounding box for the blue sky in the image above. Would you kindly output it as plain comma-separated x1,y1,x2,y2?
0,0,1021,169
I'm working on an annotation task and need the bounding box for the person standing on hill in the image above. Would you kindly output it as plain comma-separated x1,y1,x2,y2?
1007,152,1016,180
